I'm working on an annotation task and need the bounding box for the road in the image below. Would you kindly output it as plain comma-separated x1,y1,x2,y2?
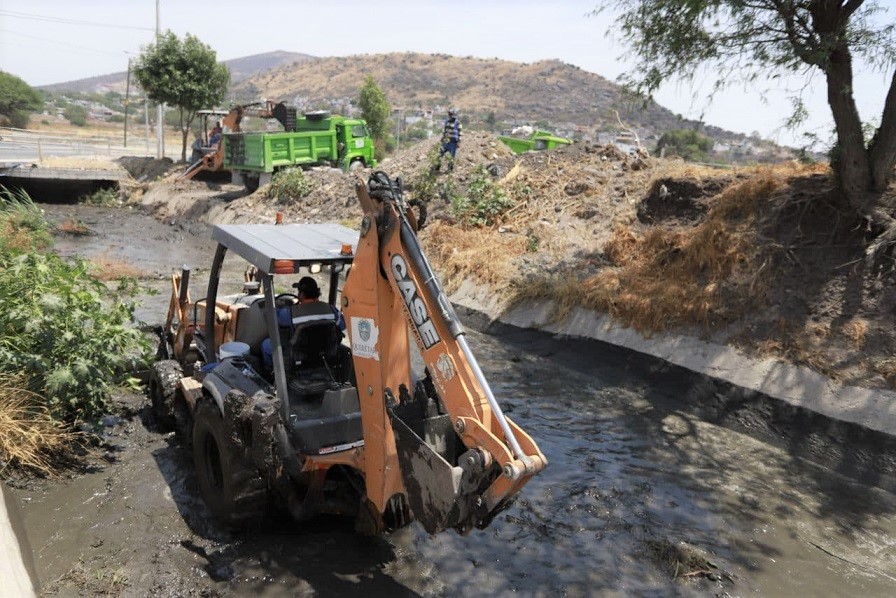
0,128,160,163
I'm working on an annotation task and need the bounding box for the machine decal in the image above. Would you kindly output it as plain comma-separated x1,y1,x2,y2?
436,353,455,381
390,254,441,349
351,317,380,360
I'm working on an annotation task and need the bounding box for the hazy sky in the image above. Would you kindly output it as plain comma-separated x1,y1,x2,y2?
0,0,892,148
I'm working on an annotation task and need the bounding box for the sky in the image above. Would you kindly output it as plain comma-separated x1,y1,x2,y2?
0,0,892,149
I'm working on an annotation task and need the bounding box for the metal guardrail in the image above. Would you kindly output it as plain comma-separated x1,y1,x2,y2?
0,127,159,160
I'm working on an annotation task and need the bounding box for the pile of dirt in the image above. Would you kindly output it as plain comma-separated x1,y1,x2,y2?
116,157,177,182
130,132,896,391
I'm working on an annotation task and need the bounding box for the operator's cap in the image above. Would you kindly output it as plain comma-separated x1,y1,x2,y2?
294,276,320,298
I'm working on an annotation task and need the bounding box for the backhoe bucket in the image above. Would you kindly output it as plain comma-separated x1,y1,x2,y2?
390,412,479,534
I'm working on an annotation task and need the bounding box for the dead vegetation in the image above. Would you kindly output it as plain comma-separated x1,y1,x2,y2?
133,131,896,391
0,374,76,476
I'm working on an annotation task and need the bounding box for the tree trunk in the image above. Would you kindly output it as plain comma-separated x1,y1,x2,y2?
869,70,896,193
179,108,188,163
824,43,873,211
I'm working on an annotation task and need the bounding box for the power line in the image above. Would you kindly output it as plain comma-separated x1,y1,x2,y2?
0,9,154,32
0,28,130,58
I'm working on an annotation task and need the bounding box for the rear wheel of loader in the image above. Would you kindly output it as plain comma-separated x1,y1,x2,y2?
244,174,260,193
192,399,268,528
149,360,182,432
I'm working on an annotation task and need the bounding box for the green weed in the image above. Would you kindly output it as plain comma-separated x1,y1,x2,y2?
0,246,151,423
0,186,51,253
269,167,316,203
79,187,120,206
451,166,514,227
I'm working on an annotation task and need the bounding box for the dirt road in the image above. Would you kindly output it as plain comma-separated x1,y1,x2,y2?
5,202,894,596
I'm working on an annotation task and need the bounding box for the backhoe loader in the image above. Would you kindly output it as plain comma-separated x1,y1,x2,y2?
149,171,546,534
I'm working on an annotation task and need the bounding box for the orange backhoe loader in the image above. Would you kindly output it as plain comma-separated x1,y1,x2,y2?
150,171,546,534
177,101,294,182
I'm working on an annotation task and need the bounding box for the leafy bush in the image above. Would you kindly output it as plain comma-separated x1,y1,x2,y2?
406,146,457,204
63,104,88,127
0,191,150,422
0,252,150,422
269,168,316,203
451,166,514,227
79,187,120,206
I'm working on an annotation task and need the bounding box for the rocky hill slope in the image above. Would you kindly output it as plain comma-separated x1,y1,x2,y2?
38,50,313,94
232,52,719,138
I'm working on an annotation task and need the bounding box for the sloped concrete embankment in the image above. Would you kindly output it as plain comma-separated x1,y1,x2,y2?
451,280,896,488
1,483,39,596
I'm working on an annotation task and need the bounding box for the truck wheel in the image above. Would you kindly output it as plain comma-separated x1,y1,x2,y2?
349,159,365,172
244,174,260,193
192,399,268,528
148,360,182,432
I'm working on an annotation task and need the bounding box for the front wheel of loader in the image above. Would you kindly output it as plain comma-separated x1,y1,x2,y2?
148,360,182,432
192,399,268,528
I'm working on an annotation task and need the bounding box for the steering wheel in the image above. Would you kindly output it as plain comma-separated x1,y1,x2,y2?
275,293,299,307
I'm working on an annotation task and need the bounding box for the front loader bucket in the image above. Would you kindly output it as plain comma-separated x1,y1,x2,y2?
389,412,476,534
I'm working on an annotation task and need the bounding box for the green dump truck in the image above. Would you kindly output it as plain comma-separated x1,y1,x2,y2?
224,111,377,192
498,129,572,154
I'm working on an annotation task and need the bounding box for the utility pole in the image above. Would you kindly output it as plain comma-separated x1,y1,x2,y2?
156,0,164,159
124,57,131,147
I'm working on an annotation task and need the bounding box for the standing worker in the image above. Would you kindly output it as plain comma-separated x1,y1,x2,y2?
437,108,462,171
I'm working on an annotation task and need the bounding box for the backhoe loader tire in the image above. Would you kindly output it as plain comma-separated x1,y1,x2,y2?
193,399,268,528
244,174,260,193
149,360,182,432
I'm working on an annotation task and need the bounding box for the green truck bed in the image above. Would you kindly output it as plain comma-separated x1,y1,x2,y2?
498,130,572,154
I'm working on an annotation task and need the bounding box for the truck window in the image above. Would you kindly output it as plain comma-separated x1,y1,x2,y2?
351,125,367,138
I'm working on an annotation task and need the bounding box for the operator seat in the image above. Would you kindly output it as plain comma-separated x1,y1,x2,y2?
291,320,342,370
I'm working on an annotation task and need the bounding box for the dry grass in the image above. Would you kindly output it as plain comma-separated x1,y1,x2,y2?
0,374,75,475
56,218,91,235
89,252,145,281
422,221,528,295
840,318,868,349
574,170,783,333
0,219,39,253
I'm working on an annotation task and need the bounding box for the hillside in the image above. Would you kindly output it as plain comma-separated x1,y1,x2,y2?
38,50,313,95
232,52,716,140
42,50,755,148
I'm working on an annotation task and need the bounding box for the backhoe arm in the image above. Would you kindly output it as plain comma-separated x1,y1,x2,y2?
342,173,546,534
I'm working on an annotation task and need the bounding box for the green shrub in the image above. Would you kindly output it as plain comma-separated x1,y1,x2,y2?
0,191,150,422
269,168,316,203
79,187,119,206
63,104,88,127
0,252,150,422
451,166,514,227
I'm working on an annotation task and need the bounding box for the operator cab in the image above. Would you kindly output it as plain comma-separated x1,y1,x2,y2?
184,223,362,455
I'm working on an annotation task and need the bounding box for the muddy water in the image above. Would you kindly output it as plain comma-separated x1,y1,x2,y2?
12,204,896,596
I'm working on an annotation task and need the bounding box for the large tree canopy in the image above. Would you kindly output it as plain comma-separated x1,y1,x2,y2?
600,1,896,218
134,31,230,161
0,71,43,128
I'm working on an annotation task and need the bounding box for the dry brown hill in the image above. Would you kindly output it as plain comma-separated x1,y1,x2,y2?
232,52,710,138
38,50,313,94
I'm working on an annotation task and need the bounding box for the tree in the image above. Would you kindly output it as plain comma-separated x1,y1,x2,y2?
63,104,88,127
656,129,714,162
0,71,43,128
599,1,896,237
133,31,230,161
358,76,391,145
